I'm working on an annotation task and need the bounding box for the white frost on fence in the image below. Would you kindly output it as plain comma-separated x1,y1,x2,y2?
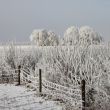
21,68,82,108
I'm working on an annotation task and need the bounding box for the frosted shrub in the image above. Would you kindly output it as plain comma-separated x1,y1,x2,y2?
43,46,88,86
42,45,110,109
4,43,16,69
21,48,43,71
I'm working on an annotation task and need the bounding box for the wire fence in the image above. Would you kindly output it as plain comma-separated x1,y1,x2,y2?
21,68,82,109
0,67,83,110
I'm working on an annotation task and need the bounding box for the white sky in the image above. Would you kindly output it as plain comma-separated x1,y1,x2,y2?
0,0,110,42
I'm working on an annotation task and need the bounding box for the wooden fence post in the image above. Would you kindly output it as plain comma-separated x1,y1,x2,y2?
18,65,21,85
39,69,42,95
81,79,85,110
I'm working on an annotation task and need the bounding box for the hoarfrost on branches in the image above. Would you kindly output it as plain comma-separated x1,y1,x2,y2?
62,26,79,45
30,29,59,46
61,26,103,46
79,26,103,45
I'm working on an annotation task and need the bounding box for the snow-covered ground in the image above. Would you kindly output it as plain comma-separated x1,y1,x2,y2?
0,84,62,110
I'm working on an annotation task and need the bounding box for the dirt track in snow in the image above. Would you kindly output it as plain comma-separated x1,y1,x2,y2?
0,84,62,110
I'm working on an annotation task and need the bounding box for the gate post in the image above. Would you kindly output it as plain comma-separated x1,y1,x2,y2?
39,69,42,95
18,65,21,85
81,79,85,110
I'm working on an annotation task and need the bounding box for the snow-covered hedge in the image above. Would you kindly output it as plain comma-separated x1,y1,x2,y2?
0,44,110,109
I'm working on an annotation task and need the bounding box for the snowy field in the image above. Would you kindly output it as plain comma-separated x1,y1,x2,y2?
0,84,62,110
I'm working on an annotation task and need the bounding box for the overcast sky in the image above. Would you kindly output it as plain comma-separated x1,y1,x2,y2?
0,0,110,42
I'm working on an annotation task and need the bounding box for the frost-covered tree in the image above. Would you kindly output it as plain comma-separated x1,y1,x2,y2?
79,26,103,45
61,26,79,45
48,31,59,46
30,29,59,46
61,26,103,46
